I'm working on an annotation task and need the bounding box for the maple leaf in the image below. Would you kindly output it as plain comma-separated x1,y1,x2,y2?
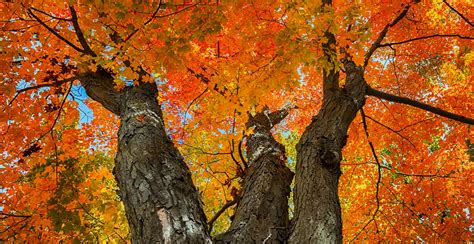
0,0,472,242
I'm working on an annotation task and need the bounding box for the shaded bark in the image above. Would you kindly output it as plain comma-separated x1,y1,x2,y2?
80,72,211,243
289,62,366,243
215,108,293,243
78,69,121,115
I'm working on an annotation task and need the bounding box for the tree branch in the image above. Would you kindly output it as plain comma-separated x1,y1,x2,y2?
38,82,74,140
123,2,199,42
69,5,96,56
321,0,339,92
364,3,414,67
230,139,245,175
29,7,72,21
7,76,77,107
443,0,473,27
208,198,239,231
187,67,235,101
153,2,200,19
380,164,457,179
364,115,416,148
366,86,474,125
351,108,382,240
0,212,31,218
15,77,77,94
181,87,208,139
77,70,121,115
27,8,85,54
379,34,473,47
238,136,248,169
123,0,163,42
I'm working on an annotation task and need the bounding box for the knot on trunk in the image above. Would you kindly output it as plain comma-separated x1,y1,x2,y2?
318,136,342,167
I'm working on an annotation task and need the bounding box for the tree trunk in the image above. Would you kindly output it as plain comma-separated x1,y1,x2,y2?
289,62,366,243
80,61,365,243
115,83,211,243
215,108,293,243
80,71,211,243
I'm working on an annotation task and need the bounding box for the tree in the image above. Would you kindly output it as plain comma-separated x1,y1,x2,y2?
1,0,473,242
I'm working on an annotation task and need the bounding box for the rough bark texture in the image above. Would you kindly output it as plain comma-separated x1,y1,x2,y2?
289,62,366,243
215,108,293,243
79,61,365,243
80,72,211,243
79,69,121,115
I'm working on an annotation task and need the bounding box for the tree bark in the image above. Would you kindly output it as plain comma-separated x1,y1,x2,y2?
215,108,293,243
79,61,365,244
80,71,211,243
289,62,366,243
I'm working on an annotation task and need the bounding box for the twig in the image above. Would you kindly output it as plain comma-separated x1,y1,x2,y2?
384,183,441,236
396,117,434,132
365,115,415,147
0,216,31,235
181,87,208,139
187,67,227,97
380,164,457,179
124,2,200,42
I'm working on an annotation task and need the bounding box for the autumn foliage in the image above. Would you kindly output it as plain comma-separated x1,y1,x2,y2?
1,0,473,242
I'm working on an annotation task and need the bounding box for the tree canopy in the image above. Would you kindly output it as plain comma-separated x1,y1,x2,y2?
1,0,473,242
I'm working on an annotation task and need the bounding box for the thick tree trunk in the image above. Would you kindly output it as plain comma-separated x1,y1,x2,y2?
289,62,366,243
80,61,364,243
215,108,293,243
115,83,210,243
80,71,211,243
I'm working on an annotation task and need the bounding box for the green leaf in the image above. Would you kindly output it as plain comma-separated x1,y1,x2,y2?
116,12,126,20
